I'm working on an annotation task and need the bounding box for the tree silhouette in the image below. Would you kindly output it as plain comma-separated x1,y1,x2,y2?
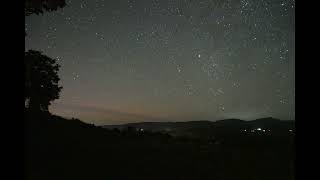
25,0,65,110
25,50,62,113
25,0,66,16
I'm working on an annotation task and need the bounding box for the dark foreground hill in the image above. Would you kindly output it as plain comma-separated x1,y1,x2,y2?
25,111,295,180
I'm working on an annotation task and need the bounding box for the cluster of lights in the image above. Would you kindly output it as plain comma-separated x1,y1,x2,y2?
243,128,294,133
244,128,268,133
134,128,144,132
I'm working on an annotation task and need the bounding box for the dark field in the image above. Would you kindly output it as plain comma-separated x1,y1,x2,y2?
25,111,294,180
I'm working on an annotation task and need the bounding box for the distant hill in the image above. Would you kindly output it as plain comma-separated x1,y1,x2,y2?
103,118,295,137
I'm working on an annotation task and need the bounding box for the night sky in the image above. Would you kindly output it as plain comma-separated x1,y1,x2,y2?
25,0,295,125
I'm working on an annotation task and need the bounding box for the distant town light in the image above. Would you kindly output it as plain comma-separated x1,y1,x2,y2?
289,129,292,132
262,130,266,132
257,128,262,131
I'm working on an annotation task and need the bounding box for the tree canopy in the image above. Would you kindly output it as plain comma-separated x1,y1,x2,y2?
25,50,62,112
25,0,66,16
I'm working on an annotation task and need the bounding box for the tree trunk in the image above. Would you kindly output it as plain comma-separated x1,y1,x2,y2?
29,93,40,116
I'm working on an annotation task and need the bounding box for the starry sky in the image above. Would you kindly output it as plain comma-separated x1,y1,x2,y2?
25,0,295,125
